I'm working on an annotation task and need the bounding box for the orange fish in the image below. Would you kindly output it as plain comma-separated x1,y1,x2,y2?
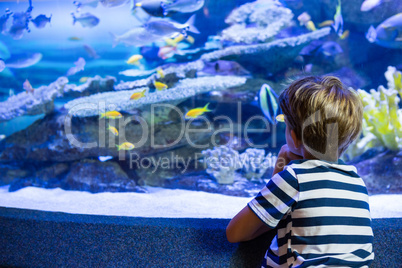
100,111,123,119
185,103,211,119
130,89,146,100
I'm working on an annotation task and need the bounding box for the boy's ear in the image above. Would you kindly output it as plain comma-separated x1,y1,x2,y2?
290,129,301,149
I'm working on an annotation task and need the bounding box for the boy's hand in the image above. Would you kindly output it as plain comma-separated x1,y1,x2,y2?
273,145,303,175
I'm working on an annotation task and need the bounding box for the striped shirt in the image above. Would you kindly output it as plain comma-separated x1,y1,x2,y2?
248,159,374,268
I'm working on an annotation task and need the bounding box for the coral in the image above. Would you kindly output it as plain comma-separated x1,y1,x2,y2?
201,146,242,184
0,76,117,122
221,0,294,44
240,148,277,182
357,86,402,151
0,76,68,122
384,66,402,97
64,76,247,118
201,27,331,73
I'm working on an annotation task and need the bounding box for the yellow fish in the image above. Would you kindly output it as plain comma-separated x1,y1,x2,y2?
116,142,135,151
185,103,212,119
107,125,119,136
79,76,90,83
276,114,285,122
306,21,316,31
69,36,82,41
339,29,350,40
156,67,165,78
318,20,334,28
154,81,168,91
126,54,143,65
100,111,123,119
130,89,146,100
185,35,195,44
165,34,186,47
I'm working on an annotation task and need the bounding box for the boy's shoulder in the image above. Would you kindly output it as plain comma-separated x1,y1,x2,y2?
286,159,359,178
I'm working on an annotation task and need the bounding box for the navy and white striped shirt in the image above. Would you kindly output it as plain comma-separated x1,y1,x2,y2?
248,159,374,268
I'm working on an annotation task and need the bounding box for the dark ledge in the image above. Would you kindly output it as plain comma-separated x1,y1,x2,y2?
0,207,400,267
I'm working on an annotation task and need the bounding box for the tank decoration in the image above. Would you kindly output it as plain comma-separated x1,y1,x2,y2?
221,0,294,44
201,146,242,184
240,148,277,182
65,75,247,118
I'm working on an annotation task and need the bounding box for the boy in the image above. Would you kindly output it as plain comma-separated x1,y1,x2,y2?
226,76,374,267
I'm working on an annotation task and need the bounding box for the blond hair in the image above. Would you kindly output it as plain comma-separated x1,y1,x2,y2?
279,76,363,160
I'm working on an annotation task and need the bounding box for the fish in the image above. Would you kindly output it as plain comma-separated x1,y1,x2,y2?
361,0,383,12
185,103,211,119
69,36,82,41
73,0,99,10
98,156,113,162
8,11,31,40
31,14,51,29
318,20,334,28
317,41,343,57
276,114,285,122
100,110,123,119
110,27,161,47
79,76,90,83
153,81,168,90
107,125,119,136
0,60,5,72
133,0,165,17
158,45,177,59
127,54,143,65
0,134,5,141
130,89,147,100
83,44,100,59
297,12,315,31
161,0,205,16
199,60,250,77
5,53,42,68
100,0,130,8
71,12,100,28
258,83,281,125
339,29,350,40
145,14,200,38
366,13,402,49
119,68,156,77
116,142,135,151
0,8,13,34
23,79,34,94
156,67,165,78
333,0,344,36
66,57,86,76
306,21,316,31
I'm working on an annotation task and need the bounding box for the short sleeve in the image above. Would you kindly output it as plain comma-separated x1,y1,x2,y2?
248,165,300,228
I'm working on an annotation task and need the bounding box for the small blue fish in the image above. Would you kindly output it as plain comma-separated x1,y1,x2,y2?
258,83,281,125
31,14,52,29
0,9,13,34
83,44,100,59
161,0,204,16
366,13,402,49
71,12,99,28
67,57,86,76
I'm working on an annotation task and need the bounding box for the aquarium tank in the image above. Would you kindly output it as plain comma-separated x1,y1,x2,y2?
0,0,401,206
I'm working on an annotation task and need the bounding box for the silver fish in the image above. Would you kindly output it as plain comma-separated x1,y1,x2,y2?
366,13,402,49
161,0,204,16
100,0,129,7
360,0,383,12
71,12,99,28
133,0,165,17
31,14,52,29
6,53,42,68
110,27,160,47
145,14,199,37
67,57,86,76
